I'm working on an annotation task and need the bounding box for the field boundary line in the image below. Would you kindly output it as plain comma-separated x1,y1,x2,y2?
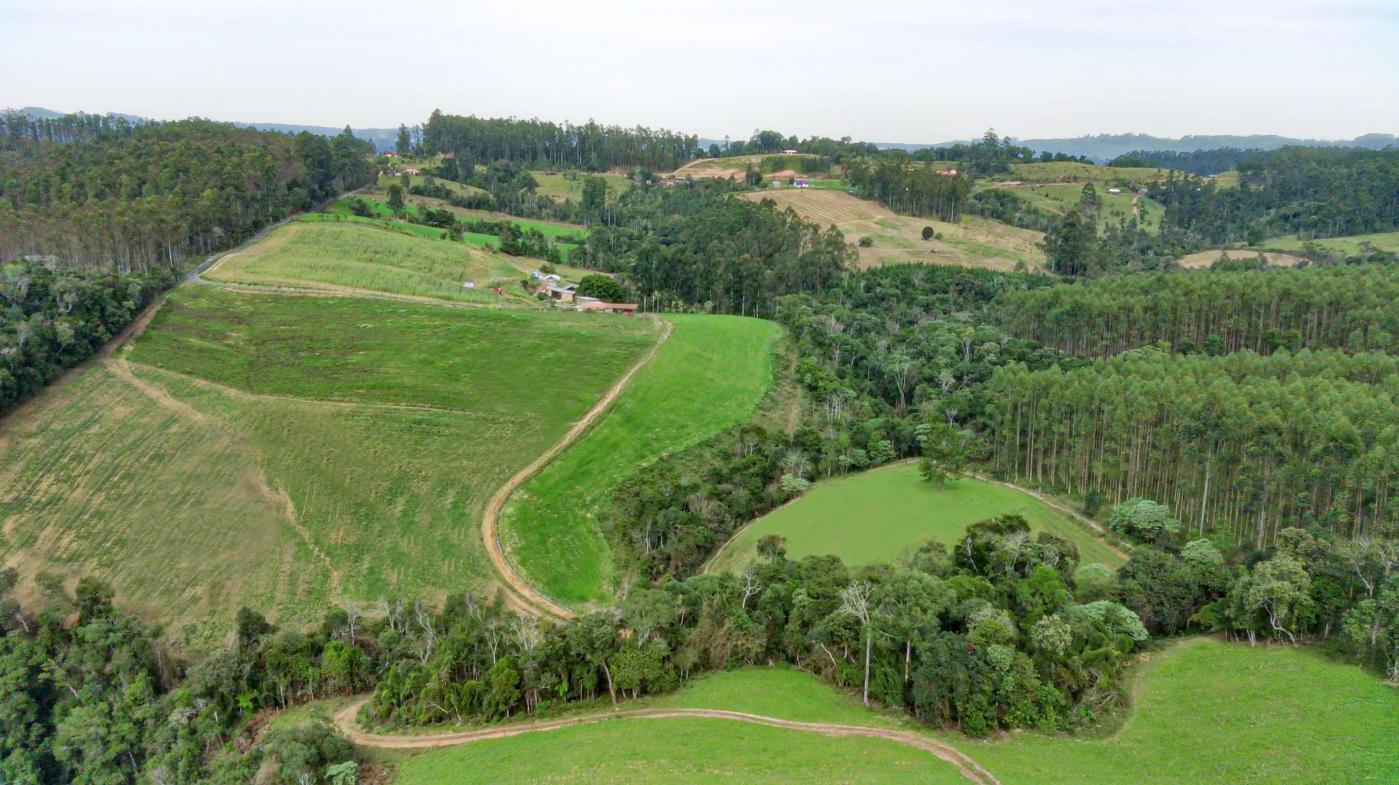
332,698,1000,785
483,316,675,621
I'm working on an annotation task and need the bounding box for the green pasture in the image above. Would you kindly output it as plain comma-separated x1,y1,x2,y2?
708,463,1124,573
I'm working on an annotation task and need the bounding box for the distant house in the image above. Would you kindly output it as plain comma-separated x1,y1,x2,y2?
770,179,782,188
781,149,799,155
1106,187,1123,195
543,273,563,283
403,167,421,175
793,177,811,188
546,283,577,303
382,151,398,158
462,281,476,289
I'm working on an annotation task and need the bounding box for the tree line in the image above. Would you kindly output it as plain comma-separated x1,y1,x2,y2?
995,266,1398,357
981,349,1396,546
574,180,854,315
1108,147,1263,175
0,117,375,271
1,259,174,417
421,110,699,172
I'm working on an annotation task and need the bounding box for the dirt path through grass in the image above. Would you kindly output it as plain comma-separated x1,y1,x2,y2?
332,699,999,785
482,317,675,620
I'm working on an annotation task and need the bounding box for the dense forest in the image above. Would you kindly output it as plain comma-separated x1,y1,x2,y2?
995,266,1399,356
844,154,970,220
0,116,375,270
576,180,854,315
1148,147,1399,243
421,110,699,172
982,350,1396,544
1,260,173,416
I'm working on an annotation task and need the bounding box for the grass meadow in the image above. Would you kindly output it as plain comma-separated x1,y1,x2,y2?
206,220,529,303
2,287,658,642
1265,230,1399,256
388,639,1397,785
1004,161,1170,184
965,637,1399,784
499,314,783,608
529,170,633,203
741,189,1046,271
392,718,968,785
708,463,1124,573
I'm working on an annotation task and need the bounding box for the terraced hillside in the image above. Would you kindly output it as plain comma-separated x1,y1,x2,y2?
0,286,660,642
498,314,782,608
205,220,531,303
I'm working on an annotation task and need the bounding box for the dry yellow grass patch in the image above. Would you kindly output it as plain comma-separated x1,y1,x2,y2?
742,189,1046,272
1175,249,1305,269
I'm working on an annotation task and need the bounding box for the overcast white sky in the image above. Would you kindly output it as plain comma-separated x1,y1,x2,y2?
3,0,1396,142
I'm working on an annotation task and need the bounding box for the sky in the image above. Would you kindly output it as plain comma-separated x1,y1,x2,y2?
2,0,1396,143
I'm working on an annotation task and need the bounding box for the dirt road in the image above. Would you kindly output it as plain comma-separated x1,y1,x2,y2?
332,698,1000,785
481,317,674,620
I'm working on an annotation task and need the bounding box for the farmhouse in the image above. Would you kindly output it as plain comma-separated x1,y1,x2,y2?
781,148,799,155
1106,187,1123,195
545,283,577,303
793,177,811,188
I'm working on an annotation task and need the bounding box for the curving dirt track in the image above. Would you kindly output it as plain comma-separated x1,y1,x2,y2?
481,317,674,621
332,699,1000,785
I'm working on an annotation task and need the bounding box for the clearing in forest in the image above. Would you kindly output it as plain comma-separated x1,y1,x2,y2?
204,220,532,303
1264,229,1399,256
1002,162,1171,184
741,188,1046,271
0,287,660,643
707,463,1125,572
994,182,1164,233
498,314,782,608
529,170,633,203
1174,248,1306,269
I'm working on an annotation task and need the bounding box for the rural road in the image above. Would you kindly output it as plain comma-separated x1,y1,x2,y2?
481,316,675,621
332,698,1001,785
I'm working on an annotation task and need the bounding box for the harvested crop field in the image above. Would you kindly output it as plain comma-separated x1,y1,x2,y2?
742,188,1045,271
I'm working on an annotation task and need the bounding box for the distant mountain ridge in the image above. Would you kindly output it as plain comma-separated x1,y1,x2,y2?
878,132,1397,162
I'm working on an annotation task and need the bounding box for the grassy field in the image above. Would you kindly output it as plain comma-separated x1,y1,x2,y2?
530,170,633,203
388,639,1396,784
392,718,967,785
1265,230,1399,256
206,221,530,303
741,189,1046,271
1003,162,1171,184
966,637,1399,785
997,183,1164,232
1174,248,1305,269
709,463,1124,572
499,314,782,608
1,287,659,642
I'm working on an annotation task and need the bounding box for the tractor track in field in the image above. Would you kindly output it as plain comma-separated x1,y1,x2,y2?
481,316,674,621
332,698,1000,785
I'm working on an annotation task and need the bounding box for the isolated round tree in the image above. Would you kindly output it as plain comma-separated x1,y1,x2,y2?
576,274,626,302
922,226,935,240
